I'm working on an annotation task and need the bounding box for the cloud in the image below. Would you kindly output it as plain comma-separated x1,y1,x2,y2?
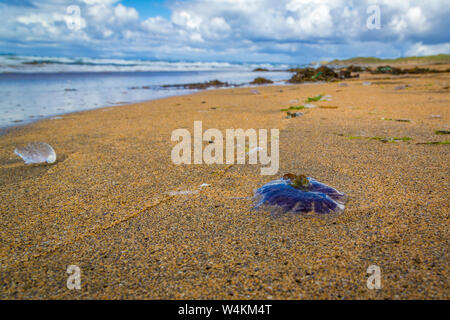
81,0,119,5
114,3,138,22
406,42,450,56
0,0,448,62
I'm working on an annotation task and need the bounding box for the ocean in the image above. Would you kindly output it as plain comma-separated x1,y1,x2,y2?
0,55,295,128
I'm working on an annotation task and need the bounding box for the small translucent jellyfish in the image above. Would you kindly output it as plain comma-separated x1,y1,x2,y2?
14,142,56,164
253,173,347,215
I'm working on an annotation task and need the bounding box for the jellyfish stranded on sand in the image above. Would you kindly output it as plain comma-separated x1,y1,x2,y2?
253,173,347,215
14,142,56,164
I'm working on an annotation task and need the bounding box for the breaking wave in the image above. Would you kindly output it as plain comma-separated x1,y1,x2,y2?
0,54,289,73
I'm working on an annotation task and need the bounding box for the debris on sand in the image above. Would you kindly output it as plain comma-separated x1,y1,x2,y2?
167,190,199,196
435,130,450,135
337,134,412,143
371,136,412,143
381,118,411,122
280,106,304,112
416,141,449,145
14,142,56,164
286,111,303,119
319,105,339,109
394,85,410,90
305,94,323,102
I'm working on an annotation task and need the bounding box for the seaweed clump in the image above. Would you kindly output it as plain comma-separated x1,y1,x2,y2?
280,105,304,112
162,80,230,90
253,173,347,215
416,141,449,145
370,65,446,75
346,65,365,72
250,77,274,85
288,66,358,83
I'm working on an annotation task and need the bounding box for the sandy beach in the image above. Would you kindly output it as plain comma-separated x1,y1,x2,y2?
0,66,448,299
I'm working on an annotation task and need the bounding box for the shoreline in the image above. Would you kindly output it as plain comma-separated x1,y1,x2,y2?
0,67,449,299
0,78,295,135
0,71,290,130
1,62,446,131
0,80,328,138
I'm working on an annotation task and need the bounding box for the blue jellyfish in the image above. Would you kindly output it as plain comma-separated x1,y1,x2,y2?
253,174,347,215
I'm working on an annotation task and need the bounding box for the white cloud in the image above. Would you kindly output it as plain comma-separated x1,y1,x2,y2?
81,0,119,5
209,17,230,32
172,11,202,30
1,0,449,62
114,3,138,22
142,16,174,35
406,42,450,56
87,4,113,22
389,6,430,37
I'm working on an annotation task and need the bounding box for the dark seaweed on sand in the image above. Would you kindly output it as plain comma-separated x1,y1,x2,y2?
162,80,231,90
250,77,274,85
370,65,449,75
288,66,358,83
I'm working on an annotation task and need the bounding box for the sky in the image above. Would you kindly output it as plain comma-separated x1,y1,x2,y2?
0,0,449,63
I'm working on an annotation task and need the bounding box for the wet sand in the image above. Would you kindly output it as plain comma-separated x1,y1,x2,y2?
0,66,448,299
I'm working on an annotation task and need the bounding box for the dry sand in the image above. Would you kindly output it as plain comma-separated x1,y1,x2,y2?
0,67,448,299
